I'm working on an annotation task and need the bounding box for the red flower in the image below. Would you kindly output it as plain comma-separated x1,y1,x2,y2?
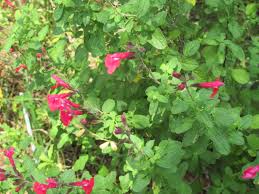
242,165,259,179
70,177,94,194
172,72,181,79
60,109,83,126
36,53,42,59
47,93,83,126
9,47,15,53
191,79,224,98
5,0,15,8
15,64,28,73
178,83,186,90
0,169,6,182
105,52,135,74
33,179,58,194
4,147,15,167
51,74,73,90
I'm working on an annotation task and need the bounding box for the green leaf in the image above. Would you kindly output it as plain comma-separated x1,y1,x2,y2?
231,69,250,84
251,114,259,129
60,169,76,183
86,31,106,56
119,174,132,193
57,133,70,149
183,40,200,56
247,134,259,150
132,115,150,129
149,28,167,50
49,39,67,63
170,117,194,134
53,7,64,21
207,128,230,155
155,140,185,170
228,21,243,39
228,131,244,145
213,108,238,127
102,99,115,112
171,98,189,114
132,174,150,192
73,155,89,171
225,41,245,61
38,25,49,41
122,0,150,18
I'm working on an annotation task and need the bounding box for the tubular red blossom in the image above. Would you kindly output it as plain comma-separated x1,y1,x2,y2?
33,179,58,194
191,79,224,98
5,0,15,8
178,83,186,90
172,72,181,79
70,177,94,194
242,165,259,179
105,52,135,74
4,147,15,167
15,64,28,73
51,74,73,90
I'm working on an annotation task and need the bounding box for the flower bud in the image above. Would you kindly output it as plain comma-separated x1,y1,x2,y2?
114,127,123,135
178,83,186,90
36,53,42,59
172,72,181,79
9,48,15,53
80,119,88,125
0,169,6,182
121,113,127,126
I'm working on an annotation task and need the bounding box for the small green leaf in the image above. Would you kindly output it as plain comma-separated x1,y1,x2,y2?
132,115,150,129
57,133,70,149
53,7,64,21
231,69,250,84
247,134,259,150
102,99,115,112
225,41,245,61
149,28,167,50
251,114,259,129
207,128,230,155
228,131,244,145
132,174,150,192
73,155,89,171
38,25,49,41
119,174,132,193
183,40,200,56
60,169,76,183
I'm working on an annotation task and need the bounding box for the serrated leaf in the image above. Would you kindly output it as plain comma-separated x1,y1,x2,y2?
225,41,245,61
149,28,167,50
229,131,244,145
183,40,200,56
207,128,230,155
122,0,150,18
38,25,49,41
132,115,150,129
132,174,150,192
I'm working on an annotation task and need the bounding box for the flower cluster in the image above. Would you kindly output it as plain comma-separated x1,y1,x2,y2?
1,147,95,194
47,75,84,126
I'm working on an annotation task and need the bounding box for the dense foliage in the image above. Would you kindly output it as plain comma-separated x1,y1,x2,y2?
0,0,259,193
